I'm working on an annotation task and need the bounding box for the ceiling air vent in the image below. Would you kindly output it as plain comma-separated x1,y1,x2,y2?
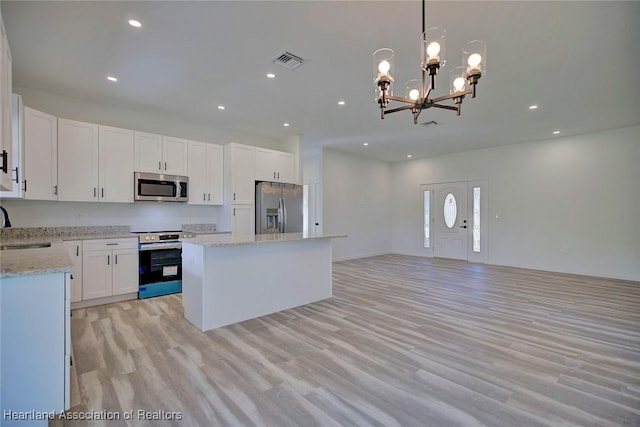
422,120,439,127
272,51,305,70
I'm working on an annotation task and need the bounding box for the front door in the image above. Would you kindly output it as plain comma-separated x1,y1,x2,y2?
434,181,468,260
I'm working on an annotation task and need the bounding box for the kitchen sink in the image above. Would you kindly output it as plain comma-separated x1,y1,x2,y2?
0,242,52,250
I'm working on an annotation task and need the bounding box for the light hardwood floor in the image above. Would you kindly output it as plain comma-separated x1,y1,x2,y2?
54,255,640,426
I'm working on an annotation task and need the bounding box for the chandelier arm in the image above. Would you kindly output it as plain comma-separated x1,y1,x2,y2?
387,95,421,104
385,104,418,115
431,103,459,112
430,89,472,103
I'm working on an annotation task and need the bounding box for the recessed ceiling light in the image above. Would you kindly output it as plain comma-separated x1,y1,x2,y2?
283,123,290,127
362,142,369,146
553,130,560,135
266,73,276,79
338,100,346,106
217,105,225,110
407,154,413,158
528,105,538,110
106,76,118,82
128,19,142,28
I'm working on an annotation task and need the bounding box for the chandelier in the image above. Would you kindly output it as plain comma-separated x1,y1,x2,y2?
374,0,486,124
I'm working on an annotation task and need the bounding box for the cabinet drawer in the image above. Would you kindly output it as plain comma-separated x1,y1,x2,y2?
82,238,138,251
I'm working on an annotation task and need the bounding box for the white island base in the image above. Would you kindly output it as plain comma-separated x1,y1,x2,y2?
181,233,342,331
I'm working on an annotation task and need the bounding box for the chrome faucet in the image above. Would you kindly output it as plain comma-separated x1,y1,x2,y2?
0,205,12,228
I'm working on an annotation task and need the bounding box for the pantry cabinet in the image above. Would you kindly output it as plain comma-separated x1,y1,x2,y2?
255,147,294,183
188,141,223,205
57,121,133,203
134,132,188,176
225,143,255,205
23,107,58,200
82,239,138,300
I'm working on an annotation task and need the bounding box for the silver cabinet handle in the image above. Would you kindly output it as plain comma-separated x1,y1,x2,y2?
208,193,211,201
12,167,19,183
203,193,206,201
158,161,161,170
23,179,27,192
273,172,276,179
94,187,97,197
101,188,104,198
233,192,236,201
164,162,167,170
76,245,79,256
233,208,236,216
115,254,118,264
107,255,110,265
54,185,58,195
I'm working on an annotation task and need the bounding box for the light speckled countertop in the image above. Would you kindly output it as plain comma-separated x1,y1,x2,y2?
182,232,346,248
0,225,228,279
0,226,136,279
0,242,73,279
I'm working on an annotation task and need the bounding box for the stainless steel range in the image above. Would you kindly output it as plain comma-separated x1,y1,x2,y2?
135,231,195,299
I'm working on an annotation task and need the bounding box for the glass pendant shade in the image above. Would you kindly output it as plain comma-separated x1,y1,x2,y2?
405,79,421,101
462,40,486,76
449,66,467,95
422,27,446,69
373,48,395,83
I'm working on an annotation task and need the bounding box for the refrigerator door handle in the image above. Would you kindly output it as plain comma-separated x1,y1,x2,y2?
277,197,283,233
281,196,287,233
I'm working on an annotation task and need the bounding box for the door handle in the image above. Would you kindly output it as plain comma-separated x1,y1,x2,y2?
459,225,467,229
12,167,19,183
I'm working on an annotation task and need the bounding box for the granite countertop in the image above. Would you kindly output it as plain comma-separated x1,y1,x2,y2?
0,242,73,279
182,232,346,248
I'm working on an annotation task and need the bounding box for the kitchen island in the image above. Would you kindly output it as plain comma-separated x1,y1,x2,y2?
181,232,345,331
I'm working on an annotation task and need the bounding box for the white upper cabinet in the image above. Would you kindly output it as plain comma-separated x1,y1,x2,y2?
163,136,188,176
57,119,99,202
135,132,188,176
134,131,163,173
0,95,24,198
188,141,223,205
255,147,295,183
99,125,134,203
57,121,133,203
224,143,255,205
0,17,12,191
23,107,58,200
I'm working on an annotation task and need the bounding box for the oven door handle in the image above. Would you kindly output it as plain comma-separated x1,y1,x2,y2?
139,242,183,251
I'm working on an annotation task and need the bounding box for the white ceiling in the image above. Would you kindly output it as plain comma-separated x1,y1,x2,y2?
3,1,640,162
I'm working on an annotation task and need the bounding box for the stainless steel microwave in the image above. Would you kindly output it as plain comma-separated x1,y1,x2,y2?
134,172,189,202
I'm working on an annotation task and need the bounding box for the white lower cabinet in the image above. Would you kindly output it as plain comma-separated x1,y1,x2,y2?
0,272,69,421
232,204,255,238
82,238,138,301
63,240,83,303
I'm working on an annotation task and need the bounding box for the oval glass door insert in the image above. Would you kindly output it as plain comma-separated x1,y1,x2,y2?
444,193,457,228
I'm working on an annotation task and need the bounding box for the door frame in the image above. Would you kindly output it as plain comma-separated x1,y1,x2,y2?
421,178,488,263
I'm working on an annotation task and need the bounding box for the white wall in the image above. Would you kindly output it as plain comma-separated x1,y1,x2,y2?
322,148,392,261
391,126,640,281
0,199,223,232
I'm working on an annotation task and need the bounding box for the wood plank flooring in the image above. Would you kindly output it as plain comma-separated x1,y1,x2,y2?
53,255,640,426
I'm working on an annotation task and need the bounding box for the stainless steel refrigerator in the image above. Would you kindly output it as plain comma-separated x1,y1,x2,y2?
255,181,303,234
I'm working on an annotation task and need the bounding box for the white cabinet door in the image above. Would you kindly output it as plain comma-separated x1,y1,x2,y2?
99,125,134,203
134,131,163,173
0,19,12,191
255,147,277,181
23,107,58,200
82,249,111,299
229,143,255,205
232,204,255,238
0,94,24,198
111,248,138,295
57,119,99,202
163,136,188,175
188,141,207,205
276,151,295,183
63,240,83,303
1,273,66,415
206,143,223,205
